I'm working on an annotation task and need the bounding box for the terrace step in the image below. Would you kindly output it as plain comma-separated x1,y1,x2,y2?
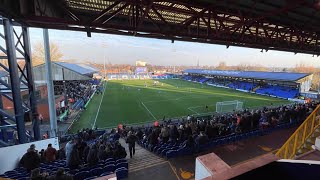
119,138,167,172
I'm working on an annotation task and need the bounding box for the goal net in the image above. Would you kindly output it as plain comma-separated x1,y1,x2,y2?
216,100,243,113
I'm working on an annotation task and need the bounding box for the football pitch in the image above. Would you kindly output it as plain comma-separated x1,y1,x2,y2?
70,79,289,132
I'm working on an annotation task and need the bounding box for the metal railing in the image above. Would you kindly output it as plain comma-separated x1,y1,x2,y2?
276,105,320,159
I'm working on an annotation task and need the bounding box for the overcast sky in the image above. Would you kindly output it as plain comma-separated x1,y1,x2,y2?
27,28,320,68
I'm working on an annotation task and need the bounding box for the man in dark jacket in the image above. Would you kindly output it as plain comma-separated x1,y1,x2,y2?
195,131,209,145
98,144,107,161
87,144,99,166
126,131,137,158
113,142,127,159
20,146,41,172
67,146,80,169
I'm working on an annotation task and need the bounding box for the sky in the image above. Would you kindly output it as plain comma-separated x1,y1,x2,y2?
27,28,320,68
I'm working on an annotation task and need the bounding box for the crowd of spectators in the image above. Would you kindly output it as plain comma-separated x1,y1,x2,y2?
118,102,319,152
15,125,130,179
54,81,92,101
19,144,59,172
54,80,95,106
53,80,98,121
63,129,127,170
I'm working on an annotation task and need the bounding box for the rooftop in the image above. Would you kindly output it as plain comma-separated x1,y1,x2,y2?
183,69,311,82
1,1,320,54
54,62,99,75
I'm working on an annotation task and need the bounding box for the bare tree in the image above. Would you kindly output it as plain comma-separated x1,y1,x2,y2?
292,62,315,73
32,41,63,66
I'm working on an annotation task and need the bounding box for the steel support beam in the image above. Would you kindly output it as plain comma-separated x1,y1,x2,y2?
3,19,27,144
43,29,58,138
9,0,319,55
22,27,40,140
0,91,8,142
62,68,68,108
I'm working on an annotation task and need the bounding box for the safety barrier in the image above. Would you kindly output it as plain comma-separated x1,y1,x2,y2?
276,105,320,159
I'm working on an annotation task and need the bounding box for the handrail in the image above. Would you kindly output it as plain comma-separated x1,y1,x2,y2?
276,105,320,159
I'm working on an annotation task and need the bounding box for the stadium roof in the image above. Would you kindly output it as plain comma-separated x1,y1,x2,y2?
1,1,320,54
184,69,311,82
55,62,98,75
0,70,8,78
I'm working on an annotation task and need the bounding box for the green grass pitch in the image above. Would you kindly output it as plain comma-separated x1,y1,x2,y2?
70,79,289,132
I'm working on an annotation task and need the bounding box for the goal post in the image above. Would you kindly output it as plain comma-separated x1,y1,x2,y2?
216,100,243,113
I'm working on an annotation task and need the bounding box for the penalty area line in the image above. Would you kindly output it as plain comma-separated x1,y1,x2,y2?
141,101,157,120
187,107,200,115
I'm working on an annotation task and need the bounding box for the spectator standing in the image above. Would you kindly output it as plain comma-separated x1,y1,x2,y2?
105,143,113,159
126,131,137,158
57,147,66,160
98,144,107,161
65,138,75,165
195,131,209,145
67,146,80,170
87,144,99,166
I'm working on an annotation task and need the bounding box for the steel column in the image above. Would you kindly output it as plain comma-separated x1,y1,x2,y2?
0,91,8,142
3,19,27,144
43,29,58,138
22,27,40,140
62,68,68,108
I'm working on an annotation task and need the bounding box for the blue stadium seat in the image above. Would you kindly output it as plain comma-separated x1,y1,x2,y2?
17,177,28,180
104,161,115,166
115,167,128,179
103,164,115,172
166,150,178,159
116,159,127,164
84,176,97,180
74,171,90,180
68,169,79,175
100,172,113,177
116,162,128,169
90,167,103,176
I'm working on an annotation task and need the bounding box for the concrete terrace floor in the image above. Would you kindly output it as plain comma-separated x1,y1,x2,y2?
121,127,296,180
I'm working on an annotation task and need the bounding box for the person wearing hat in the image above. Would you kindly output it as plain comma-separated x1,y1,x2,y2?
20,144,41,172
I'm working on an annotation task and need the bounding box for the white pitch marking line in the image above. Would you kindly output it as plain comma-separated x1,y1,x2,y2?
141,101,157,120
187,107,200,115
92,82,107,129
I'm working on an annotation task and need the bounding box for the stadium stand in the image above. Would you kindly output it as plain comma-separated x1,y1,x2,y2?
255,85,299,99
0,129,129,180
227,81,256,91
182,72,305,99
130,102,319,159
107,73,152,80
